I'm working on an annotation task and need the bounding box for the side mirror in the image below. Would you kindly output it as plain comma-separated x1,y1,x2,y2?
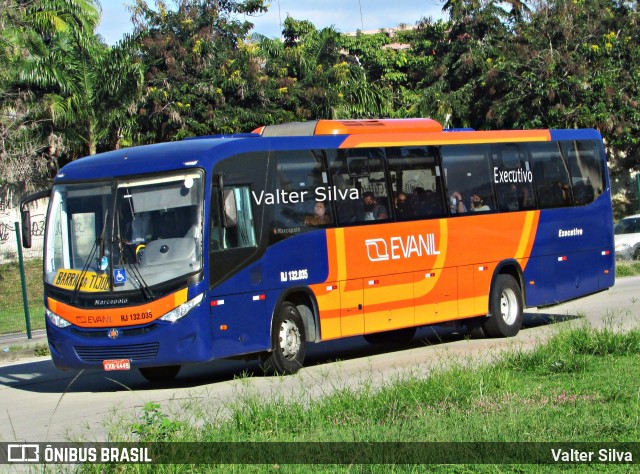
21,208,32,248
19,189,51,248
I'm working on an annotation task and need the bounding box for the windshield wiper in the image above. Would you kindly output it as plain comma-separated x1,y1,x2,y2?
71,211,109,305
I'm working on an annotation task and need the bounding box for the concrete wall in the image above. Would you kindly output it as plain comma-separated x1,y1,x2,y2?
0,197,47,264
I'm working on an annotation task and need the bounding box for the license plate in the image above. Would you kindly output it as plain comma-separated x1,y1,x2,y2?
103,359,131,371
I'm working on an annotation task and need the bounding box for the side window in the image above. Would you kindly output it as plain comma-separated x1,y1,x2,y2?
441,145,495,214
560,140,604,206
529,142,573,208
269,150,331,243
491,144,536,212
211,186,257,250
387,146,446,220
330,148,390,225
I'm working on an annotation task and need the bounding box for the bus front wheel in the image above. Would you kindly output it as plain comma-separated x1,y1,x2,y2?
261,302,307,375
139,365,181,382
483,274,523,338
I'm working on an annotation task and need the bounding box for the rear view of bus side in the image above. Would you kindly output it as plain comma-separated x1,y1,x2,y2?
22,119,614,380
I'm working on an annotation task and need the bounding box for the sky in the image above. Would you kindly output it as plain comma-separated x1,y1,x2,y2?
97,0,447,45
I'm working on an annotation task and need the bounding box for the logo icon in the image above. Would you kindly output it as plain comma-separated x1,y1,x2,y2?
113,268,127,286
7,444,40,463
107,328,119,339
365,238,389,262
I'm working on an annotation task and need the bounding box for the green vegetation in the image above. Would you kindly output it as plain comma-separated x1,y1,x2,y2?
80,325,640,472
0,260,44,334
33,342,49,357
615,260,640,278
2,1,640,214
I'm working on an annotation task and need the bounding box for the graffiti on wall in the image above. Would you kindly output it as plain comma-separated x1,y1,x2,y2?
0,199,47,263
0,221,12,243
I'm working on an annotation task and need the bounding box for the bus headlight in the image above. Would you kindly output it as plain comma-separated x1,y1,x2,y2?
159,293,204,323
46,309,72,328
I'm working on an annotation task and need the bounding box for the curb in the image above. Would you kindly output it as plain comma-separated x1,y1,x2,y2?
0,330,49,362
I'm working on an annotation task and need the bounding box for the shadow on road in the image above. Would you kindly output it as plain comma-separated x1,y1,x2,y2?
0,310,580,394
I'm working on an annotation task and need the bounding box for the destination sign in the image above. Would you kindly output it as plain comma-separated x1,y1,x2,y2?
53,269,110,292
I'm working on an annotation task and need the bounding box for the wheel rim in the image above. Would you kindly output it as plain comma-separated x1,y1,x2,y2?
278,318,301,360
500,287,518,325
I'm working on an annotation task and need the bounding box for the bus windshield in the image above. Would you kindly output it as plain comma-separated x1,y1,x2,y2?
45,171,203,293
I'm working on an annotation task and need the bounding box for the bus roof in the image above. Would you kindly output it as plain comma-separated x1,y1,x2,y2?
54,119,603,182
255,118,444,136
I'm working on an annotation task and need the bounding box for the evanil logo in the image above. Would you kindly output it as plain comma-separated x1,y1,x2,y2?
365,233,440,262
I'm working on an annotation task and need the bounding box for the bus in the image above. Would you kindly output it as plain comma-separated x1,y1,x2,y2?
20,118,615,381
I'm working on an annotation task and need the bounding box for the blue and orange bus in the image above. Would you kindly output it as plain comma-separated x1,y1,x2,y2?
20,119,614,381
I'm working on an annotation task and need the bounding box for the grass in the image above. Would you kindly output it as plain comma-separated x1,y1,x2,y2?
77,324,640,472
615,260,640,278
0,259,44,334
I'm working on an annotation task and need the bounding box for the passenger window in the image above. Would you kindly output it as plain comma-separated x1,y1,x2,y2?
330,148,390,225
441,145,495,214
561,141,604,206
529,142,573,208
491,144,536,212
386,146,446,220
211,186,257,250
269,150,331,242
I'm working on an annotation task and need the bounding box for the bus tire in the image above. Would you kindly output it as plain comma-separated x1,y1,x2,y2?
363,327,416,345
482,274,523,338
139,365,181,382
262,302,306,375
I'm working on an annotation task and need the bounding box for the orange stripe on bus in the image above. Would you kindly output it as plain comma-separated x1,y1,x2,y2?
339,130,552,149
314,211,540,340
48,288,188,328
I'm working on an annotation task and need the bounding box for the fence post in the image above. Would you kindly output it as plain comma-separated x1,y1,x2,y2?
14,221,32,339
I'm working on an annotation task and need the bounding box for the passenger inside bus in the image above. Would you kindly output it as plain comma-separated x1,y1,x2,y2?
470,194,490,212
362,192,388,221
394,191,410,219
304,201,332,226
449,191,467,214
497,183,534,212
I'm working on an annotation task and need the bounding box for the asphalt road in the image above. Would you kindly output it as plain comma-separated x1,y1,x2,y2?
1,276,638,442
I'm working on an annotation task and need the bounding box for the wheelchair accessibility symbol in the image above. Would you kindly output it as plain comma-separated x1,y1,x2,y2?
113,268,127,286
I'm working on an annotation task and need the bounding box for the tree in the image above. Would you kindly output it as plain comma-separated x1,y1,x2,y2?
130,0,268,142
258,17,391,121
17,1,144,158
1,0,103,197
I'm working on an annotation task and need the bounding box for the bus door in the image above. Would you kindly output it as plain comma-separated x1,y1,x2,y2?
209,185,269,358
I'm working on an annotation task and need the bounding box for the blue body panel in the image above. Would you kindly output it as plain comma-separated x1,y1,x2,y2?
524,195,615,306
209,230,330,358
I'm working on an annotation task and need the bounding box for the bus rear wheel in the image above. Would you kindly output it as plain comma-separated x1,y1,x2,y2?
139,365,181,382
482,274,523,338
261,302,306,375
